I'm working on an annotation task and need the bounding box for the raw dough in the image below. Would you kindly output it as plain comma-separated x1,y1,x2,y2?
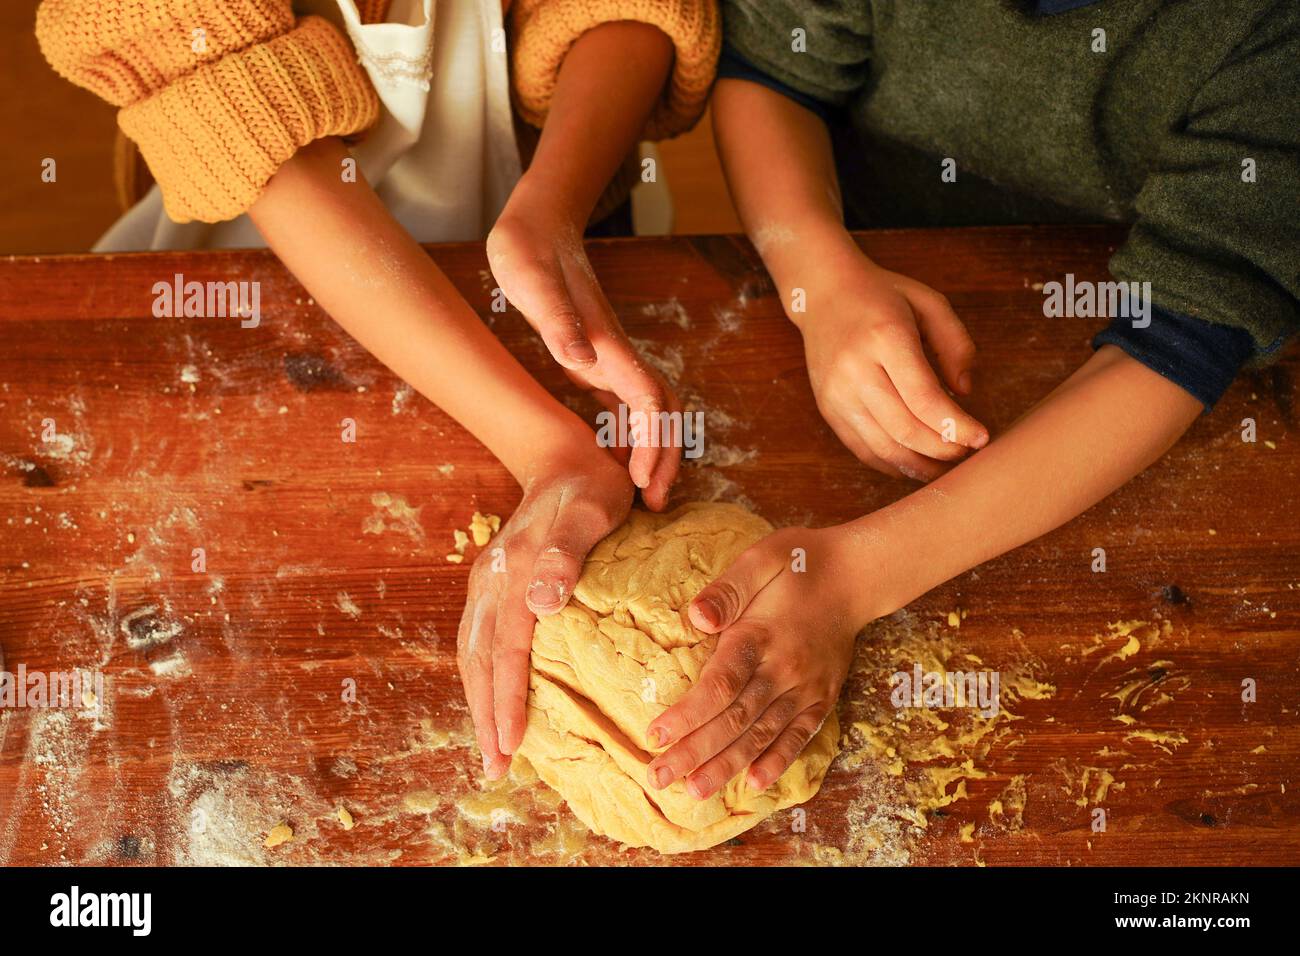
263,822,293,848
517,502,839,854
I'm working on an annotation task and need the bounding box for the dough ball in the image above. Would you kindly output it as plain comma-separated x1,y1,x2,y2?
517,502,839,853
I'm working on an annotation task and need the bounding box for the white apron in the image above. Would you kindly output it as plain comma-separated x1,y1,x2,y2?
94,0,523,251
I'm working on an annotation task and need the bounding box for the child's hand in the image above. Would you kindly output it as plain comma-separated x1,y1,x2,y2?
487,184,681,511
644,525,866,799
457,439,633,780
794,249,989,481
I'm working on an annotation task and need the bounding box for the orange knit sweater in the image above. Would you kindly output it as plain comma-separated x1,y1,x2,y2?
36,0,719,224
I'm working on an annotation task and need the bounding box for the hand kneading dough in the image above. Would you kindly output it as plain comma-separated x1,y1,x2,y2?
517,502,839,853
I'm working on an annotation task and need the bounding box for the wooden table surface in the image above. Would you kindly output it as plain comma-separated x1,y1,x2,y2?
0,227,1296,866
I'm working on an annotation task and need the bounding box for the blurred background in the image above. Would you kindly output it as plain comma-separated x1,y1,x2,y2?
0,0,741,254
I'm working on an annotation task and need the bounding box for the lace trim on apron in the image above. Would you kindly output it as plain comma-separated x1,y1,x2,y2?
352,40,433,90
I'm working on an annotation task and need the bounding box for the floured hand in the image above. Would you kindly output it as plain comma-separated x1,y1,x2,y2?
456,441,634,780
645,525,865,798
486,186,681,510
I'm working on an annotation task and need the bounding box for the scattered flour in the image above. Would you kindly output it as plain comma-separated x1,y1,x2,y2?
335,592,363,619
362,492,425,544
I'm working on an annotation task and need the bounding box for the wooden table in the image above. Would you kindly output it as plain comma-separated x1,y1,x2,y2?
1,227,1296,866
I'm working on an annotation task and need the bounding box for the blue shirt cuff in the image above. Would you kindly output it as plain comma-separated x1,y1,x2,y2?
1034,0,1102,13
1092,306,1257,411
717,45,837,125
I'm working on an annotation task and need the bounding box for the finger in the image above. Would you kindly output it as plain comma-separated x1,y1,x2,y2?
859,366,968,462
646,665,780,793
822,405,906,479
626,389,664,492
641,387,683,512
566,271,675,491
645,624,764,755
457,592,508,779
562,368,621,414
524,503,613,617
687,541,786,634
684,691,801,799
575,381,633,468
490,241,597,369
843,403,951,482
909,287,977,396
746,705,829,791
492,566,538,757
878,327,988,449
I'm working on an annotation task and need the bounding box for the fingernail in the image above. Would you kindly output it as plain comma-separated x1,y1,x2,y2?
958,372,972,394
651,765,672,789
972,431,989,450
694,598,720,629
563,340,597,367
527,581,561,610
687,773,711,799
747,769,768,791
647,726,666,748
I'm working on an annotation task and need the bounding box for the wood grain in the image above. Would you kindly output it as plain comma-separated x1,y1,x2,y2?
0,227,1296,866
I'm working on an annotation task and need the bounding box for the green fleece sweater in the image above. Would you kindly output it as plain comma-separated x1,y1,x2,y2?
720,0,1299,366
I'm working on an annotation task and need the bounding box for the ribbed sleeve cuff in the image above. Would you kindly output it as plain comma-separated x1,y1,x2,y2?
118,16,378,223
1092,305,1258,411
511,0,721,140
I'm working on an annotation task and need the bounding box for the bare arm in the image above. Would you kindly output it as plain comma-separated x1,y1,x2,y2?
852,346,1203,618
489,21,683,508
712,77,1202,593
711,78,849,283
250,136,645,779
712,78,988,480
516,20,674,222
643,346,1201,798
247,136,593,484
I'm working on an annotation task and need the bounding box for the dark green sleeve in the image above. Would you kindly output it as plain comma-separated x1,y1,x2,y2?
720,0,872,106
1109,0,1300,360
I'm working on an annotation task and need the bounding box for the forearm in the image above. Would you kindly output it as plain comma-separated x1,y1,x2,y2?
515,21,674,219
712,78,861,291
248,137,592,484
849,347,1203,620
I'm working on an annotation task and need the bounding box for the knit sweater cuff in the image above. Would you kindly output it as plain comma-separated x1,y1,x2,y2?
115,16,378,223
510,0,720,140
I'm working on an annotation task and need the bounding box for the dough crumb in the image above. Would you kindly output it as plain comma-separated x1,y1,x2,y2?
946,609,961,628
453,529,470,554
338,807,355,830
469,511,501,546
264,822,293,848
445,553,465,564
